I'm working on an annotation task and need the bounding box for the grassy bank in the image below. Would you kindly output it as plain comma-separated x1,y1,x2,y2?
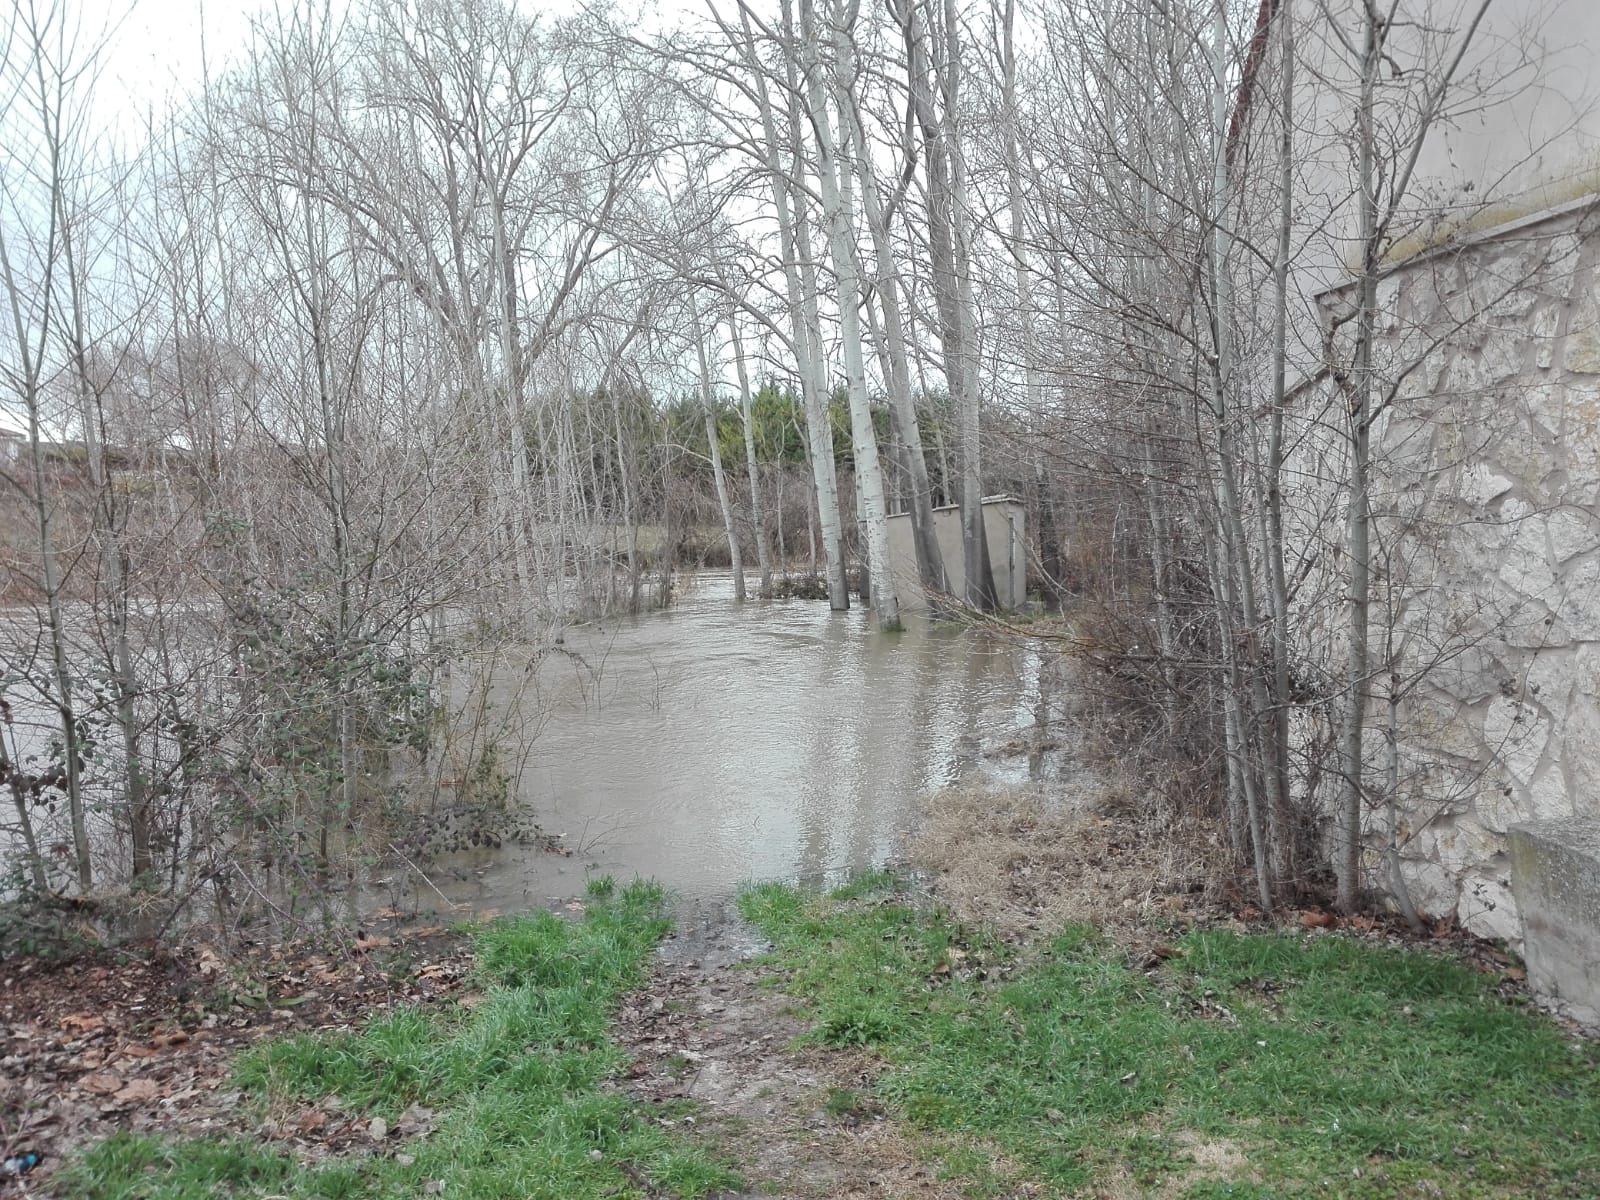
58,879,737,1200
740,874,1600,1199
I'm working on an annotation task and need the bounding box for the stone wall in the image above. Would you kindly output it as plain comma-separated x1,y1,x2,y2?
1294,202,1600,941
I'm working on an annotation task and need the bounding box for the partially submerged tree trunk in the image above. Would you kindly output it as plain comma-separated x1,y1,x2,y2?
899,0,995,610
741,0,849,609
728,318,775,597
801,0,900,630
694,306,747,599
846,68,945,595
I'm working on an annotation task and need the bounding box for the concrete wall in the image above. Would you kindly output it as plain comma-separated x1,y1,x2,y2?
1292,0,1600,298
884,497,1027,611
1509,820,1600,1026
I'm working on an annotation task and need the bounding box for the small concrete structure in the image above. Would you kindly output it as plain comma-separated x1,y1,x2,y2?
883,495,1026,611
1508,819,1600,1026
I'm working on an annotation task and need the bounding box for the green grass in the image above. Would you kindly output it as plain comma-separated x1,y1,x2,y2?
739,877,1600,1199
58,879,738,1200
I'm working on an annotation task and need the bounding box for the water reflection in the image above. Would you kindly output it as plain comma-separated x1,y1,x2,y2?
377,573,1039,914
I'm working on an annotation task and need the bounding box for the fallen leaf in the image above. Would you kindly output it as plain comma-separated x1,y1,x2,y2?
115,1079,161,1104
80,1072,124,1096
1301,911,1337,929
60,1013,106,1034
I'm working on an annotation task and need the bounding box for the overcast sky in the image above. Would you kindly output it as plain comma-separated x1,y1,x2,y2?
83,0,333,144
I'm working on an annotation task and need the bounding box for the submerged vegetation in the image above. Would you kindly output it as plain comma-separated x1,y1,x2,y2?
56,880,738,1200
739,875,1600,1199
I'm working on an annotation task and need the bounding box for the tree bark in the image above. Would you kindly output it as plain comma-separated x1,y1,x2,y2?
801,0,901,630
694,306,747,599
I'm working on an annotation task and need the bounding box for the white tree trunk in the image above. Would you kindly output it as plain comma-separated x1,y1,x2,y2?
802,0,900,630
741,0,849,608
694,306,747,599
847,92,946,595
728,317,775,596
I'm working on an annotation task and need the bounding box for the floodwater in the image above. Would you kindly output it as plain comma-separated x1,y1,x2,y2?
371,573,1043,921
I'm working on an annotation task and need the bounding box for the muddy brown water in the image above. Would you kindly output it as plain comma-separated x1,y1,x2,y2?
370,573,1043,936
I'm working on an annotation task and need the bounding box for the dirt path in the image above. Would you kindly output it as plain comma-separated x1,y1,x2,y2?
610,903,985,1200
1,898,978,1200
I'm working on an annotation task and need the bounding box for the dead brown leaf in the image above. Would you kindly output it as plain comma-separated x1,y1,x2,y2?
114,1078,161,1104
80,1072,124,1096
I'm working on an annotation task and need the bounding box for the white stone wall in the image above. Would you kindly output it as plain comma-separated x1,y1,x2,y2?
1292,204,1600,940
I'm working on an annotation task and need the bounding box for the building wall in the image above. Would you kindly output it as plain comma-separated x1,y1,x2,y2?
884,498,1027,611
1291,203,1600,940
1288,0,1600,355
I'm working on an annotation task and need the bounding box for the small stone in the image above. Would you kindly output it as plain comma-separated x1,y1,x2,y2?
395,1154,416,1167
367,1117,388,1141
588,1149,603,1162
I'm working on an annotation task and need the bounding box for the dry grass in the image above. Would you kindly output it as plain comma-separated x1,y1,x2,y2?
908,775,1231,939
1090,1131,1258,1200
